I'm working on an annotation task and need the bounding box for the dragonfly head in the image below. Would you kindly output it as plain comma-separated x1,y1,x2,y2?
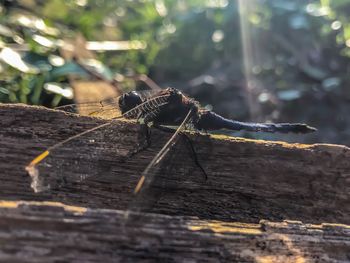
119,91,143,114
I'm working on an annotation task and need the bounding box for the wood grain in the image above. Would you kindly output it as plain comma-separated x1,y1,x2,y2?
0,103,349,224
0,200,348,262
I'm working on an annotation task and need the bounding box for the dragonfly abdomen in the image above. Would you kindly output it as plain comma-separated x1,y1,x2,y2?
195,111,316,134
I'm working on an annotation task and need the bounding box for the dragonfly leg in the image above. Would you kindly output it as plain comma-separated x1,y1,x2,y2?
126,123,151,158
153,125,176,133
180,133,208,181
154,125,208,181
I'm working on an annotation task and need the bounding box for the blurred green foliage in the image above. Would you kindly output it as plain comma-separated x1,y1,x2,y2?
0,0,350,110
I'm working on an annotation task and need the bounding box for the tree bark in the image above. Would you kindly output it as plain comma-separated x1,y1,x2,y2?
1,103,349,225
0,200,349,263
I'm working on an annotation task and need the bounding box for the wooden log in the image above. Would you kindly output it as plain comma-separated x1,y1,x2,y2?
0,200,349,262
0,103,349,224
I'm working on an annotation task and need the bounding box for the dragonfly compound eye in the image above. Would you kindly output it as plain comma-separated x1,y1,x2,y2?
119,91,143,114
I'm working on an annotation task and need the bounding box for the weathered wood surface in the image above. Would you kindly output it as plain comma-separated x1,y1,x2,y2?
0,200,349,262
0,103,349,224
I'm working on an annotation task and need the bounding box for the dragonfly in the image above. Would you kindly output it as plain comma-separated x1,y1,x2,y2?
25,57,317,212
25,85,316,199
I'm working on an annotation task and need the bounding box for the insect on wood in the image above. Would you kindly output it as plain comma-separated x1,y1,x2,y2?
25,61,317,212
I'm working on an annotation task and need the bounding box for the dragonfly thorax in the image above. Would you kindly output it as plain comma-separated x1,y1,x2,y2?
151,88,199,126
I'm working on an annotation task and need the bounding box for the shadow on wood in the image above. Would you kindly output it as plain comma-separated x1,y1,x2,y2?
0,103,349,224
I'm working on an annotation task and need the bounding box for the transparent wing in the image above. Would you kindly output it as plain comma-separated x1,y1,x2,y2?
55,90,162,119
25,90,174,193
124,108,195,218
56,96,122,118
25,119,134,192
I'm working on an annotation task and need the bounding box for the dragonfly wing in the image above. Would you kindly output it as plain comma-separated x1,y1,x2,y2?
55,95,123,119
135,89,161,100
25,117,139,193
121,92,172,121
55,90,163,119
26,88,176,194
125,108,195,217
131,74,163,91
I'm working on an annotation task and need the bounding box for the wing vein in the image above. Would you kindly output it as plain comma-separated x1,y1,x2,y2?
133,107,194,194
